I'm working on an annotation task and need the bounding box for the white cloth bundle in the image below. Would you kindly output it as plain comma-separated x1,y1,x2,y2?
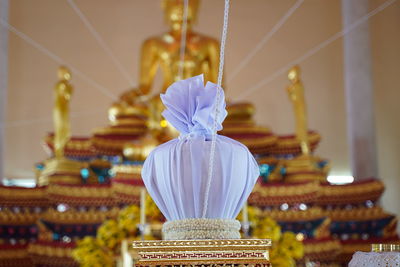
141,75,259,221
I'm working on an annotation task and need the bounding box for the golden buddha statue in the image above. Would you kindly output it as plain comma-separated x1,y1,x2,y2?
53,66,73,158
284,66,324,182
122,0,220,101
110,0,221,134
38,67,89,186
286,65,310,156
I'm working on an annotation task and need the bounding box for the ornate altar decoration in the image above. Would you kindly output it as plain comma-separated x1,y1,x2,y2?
1,1,399,267
349,244,400,267
125,239,271,267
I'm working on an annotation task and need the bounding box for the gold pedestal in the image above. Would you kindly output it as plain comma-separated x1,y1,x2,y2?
37,157,86,186
285,154,326,182
122,239,271,267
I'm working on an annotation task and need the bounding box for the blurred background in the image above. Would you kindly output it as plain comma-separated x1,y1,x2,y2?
1,0,399,216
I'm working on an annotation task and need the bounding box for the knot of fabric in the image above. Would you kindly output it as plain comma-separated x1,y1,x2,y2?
160,74,227,137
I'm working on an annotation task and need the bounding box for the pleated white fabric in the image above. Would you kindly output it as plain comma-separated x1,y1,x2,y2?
141,75,259,221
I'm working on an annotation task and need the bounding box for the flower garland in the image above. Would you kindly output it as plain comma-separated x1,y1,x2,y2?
248,210,304,267
72,197,159,267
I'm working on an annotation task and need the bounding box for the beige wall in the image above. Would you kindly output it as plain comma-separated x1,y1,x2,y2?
4,0,399,216
370,1,400,218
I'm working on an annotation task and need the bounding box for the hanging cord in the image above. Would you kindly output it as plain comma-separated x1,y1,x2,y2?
228,0,303,83
235,0,397,101
0,109,105,129
202,0,230,218
1,0,394,129
0,19,118,101
67,0,135,86
178,0,190,80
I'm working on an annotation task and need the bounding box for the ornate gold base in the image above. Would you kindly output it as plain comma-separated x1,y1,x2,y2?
122,239,271,267
37,157,85,186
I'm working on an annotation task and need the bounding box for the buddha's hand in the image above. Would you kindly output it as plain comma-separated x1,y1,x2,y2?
120,85,151,105
119,88,141,105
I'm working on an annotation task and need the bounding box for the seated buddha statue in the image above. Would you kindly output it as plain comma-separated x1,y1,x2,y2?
102,0,275,157
112,0,220,133
96,0,222,156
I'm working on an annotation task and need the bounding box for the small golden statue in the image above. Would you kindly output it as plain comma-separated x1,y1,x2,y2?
38,67,85,186
286,65,310,156
53,66,73,158
284,66,325,182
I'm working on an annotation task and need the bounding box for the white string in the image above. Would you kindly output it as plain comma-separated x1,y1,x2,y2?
0,19,118,101
227,0,303,83
0,109,105,129
235,0,397,101
67,0,135,86
2,0,395,129
202,0,230,218
178,0,189,80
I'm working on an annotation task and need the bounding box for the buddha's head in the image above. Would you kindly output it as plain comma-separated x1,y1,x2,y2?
58,66,71,81
162,0,200,32
288,65,300,84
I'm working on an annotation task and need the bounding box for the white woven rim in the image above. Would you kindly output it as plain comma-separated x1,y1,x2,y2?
162,218,241,240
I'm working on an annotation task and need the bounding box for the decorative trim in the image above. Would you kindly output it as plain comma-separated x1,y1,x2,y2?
162,218,241,240
129,239,271,266
47,183,113,198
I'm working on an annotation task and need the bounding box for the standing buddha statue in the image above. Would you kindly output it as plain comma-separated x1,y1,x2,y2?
38,67,88,185
286,65,310,156
284,66,325,182
53,66,73,158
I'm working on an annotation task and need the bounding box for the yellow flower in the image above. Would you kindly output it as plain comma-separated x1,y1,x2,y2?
97,219,126,250
72,236,100,261
145,194,163,222
253,217,281,242
280,231,304,260
270,246,296,267
73,236,114,267
118,205,140,222
236,205,259,223
117,205,141,235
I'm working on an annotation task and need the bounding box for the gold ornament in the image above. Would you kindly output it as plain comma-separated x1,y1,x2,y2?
123,133,159,161
284,66,321,176
109,0,220,138
53,66,73,158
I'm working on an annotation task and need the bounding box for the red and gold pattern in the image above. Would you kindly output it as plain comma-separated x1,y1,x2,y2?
127,239,271,266
91,113,148,156
46,183,115,207
324,206,389,221
111,163,144,204
0,244,32,267
28,241,78,267
0,185,48,207
249,181,319,206
41,208,119,225
318,178,384,206
220,124,277,155
268,131,321,155
302,238,342,262
43,133,95,159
